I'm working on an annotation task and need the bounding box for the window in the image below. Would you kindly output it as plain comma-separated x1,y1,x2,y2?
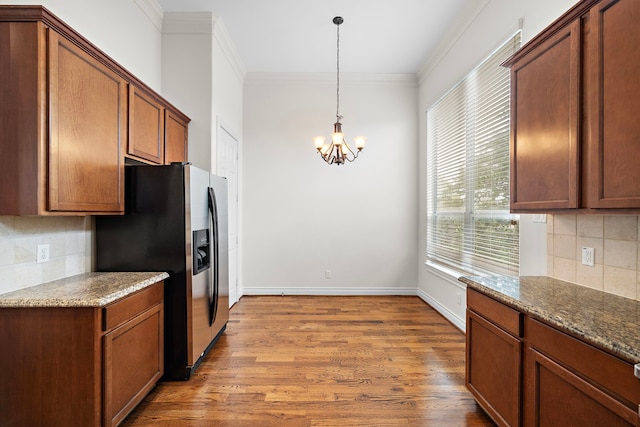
426,32,521,276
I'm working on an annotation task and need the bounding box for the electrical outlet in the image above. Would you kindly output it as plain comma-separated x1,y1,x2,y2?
456,292,461,305
325,270,332,279
37,244,50,264
581,247,595,267
533,214,547,223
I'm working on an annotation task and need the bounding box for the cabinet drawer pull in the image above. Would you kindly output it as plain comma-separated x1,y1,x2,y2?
634,363,640,380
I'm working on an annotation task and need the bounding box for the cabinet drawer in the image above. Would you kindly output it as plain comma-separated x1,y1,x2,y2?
527,318,640,411
467,288,522,337
103,281,164,331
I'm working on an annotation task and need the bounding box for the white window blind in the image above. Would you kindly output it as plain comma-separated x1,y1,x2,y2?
426,32,521,276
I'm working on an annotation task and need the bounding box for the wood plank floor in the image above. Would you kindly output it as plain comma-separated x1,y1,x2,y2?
122,295,495,426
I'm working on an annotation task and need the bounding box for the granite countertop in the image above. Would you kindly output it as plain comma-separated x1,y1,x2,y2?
459,275,640,364
0,271,169,308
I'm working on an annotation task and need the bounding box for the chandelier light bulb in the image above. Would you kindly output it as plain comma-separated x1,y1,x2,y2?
313,136,326,150
354,136,366,150
332,132,344,145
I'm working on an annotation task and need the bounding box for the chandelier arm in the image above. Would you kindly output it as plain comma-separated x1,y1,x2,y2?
342,141,359,162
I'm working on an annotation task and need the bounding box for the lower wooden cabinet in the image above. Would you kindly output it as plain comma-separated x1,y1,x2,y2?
0,281,164,426
466,288,640,427
525,318,639,427
467,289,523,426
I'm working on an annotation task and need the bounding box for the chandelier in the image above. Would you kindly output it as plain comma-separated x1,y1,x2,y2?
313,16,366,165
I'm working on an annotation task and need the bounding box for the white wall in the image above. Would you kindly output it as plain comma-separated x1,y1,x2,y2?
242,73,418,295
417,0,580,330
161,13,245,174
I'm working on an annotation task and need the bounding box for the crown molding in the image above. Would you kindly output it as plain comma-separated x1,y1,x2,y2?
212,16,247,82
245,72,417,87
161,12,214,34
134,0,163,32
417,0,491,85
161,12,246,82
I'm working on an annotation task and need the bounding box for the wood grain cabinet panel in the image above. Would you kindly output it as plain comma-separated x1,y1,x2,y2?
505,0,640,212
509,19,580,211
128,85,165,164
0,6,190,215
467,289,522,427
48,29,126,213
164,109,189,164
466,288,640,427
0,281,164,426
586,0,640,208
525,318,640,426
0,12,125,215
103,298,164,427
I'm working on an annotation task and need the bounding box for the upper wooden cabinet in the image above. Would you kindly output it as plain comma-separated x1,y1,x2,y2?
0,18,126,215
127,87,190,166
128,85,165,165
164,108,189,165
584,0,640,208
505,0,640,212
0,6,190,215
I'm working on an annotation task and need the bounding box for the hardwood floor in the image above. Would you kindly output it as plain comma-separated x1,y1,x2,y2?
122,296,495,426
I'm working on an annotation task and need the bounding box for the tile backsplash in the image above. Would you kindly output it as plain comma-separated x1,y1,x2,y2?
548,214,640,300
0,216,92,295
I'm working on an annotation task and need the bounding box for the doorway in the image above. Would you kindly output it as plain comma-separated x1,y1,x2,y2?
216,120,239,306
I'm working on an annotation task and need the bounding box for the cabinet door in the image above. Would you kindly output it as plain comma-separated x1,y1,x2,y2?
128,85,165,164
164,109,188,164
103,302,164,427
526,349,637,426
48,29,126,213
509,19,581,211
466,309,522,426
586,0,640,208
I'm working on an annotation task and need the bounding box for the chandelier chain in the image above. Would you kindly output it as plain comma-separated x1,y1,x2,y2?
336,20,340,120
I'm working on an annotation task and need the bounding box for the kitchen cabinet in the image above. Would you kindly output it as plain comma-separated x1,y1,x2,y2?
0,6,190,215
525,319,639,426
127,88,189,165
164,108,189,164
505,0,640,212
0,279,164,427
466,288,523,427
584,0,640,208
128,85,165,165
465,286,640,427
0,16,126,215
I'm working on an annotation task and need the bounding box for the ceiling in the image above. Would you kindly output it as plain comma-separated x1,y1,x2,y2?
155,0,469,74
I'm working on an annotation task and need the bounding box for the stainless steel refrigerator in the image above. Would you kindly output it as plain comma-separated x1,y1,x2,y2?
96,163,229,380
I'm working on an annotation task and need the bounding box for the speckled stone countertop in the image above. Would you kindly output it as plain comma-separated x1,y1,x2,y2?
0,272,169,308
459,275,640,364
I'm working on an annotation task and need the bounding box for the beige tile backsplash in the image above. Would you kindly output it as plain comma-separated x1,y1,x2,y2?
0,216,92,295
548,214,640,300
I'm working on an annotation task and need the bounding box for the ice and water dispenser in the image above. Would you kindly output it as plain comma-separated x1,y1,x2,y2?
193,229,210,274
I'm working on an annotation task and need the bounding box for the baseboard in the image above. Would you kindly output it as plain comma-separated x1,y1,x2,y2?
416,288,466,332
241,286,417,296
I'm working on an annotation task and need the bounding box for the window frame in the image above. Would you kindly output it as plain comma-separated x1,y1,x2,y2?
426,31,522,277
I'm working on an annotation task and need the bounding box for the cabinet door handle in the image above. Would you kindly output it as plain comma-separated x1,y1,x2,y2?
634,363,640,380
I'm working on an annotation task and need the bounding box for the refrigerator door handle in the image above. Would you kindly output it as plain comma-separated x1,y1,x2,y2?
207,186,220,327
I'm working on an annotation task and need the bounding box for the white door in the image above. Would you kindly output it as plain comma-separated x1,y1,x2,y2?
217,122,239,306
